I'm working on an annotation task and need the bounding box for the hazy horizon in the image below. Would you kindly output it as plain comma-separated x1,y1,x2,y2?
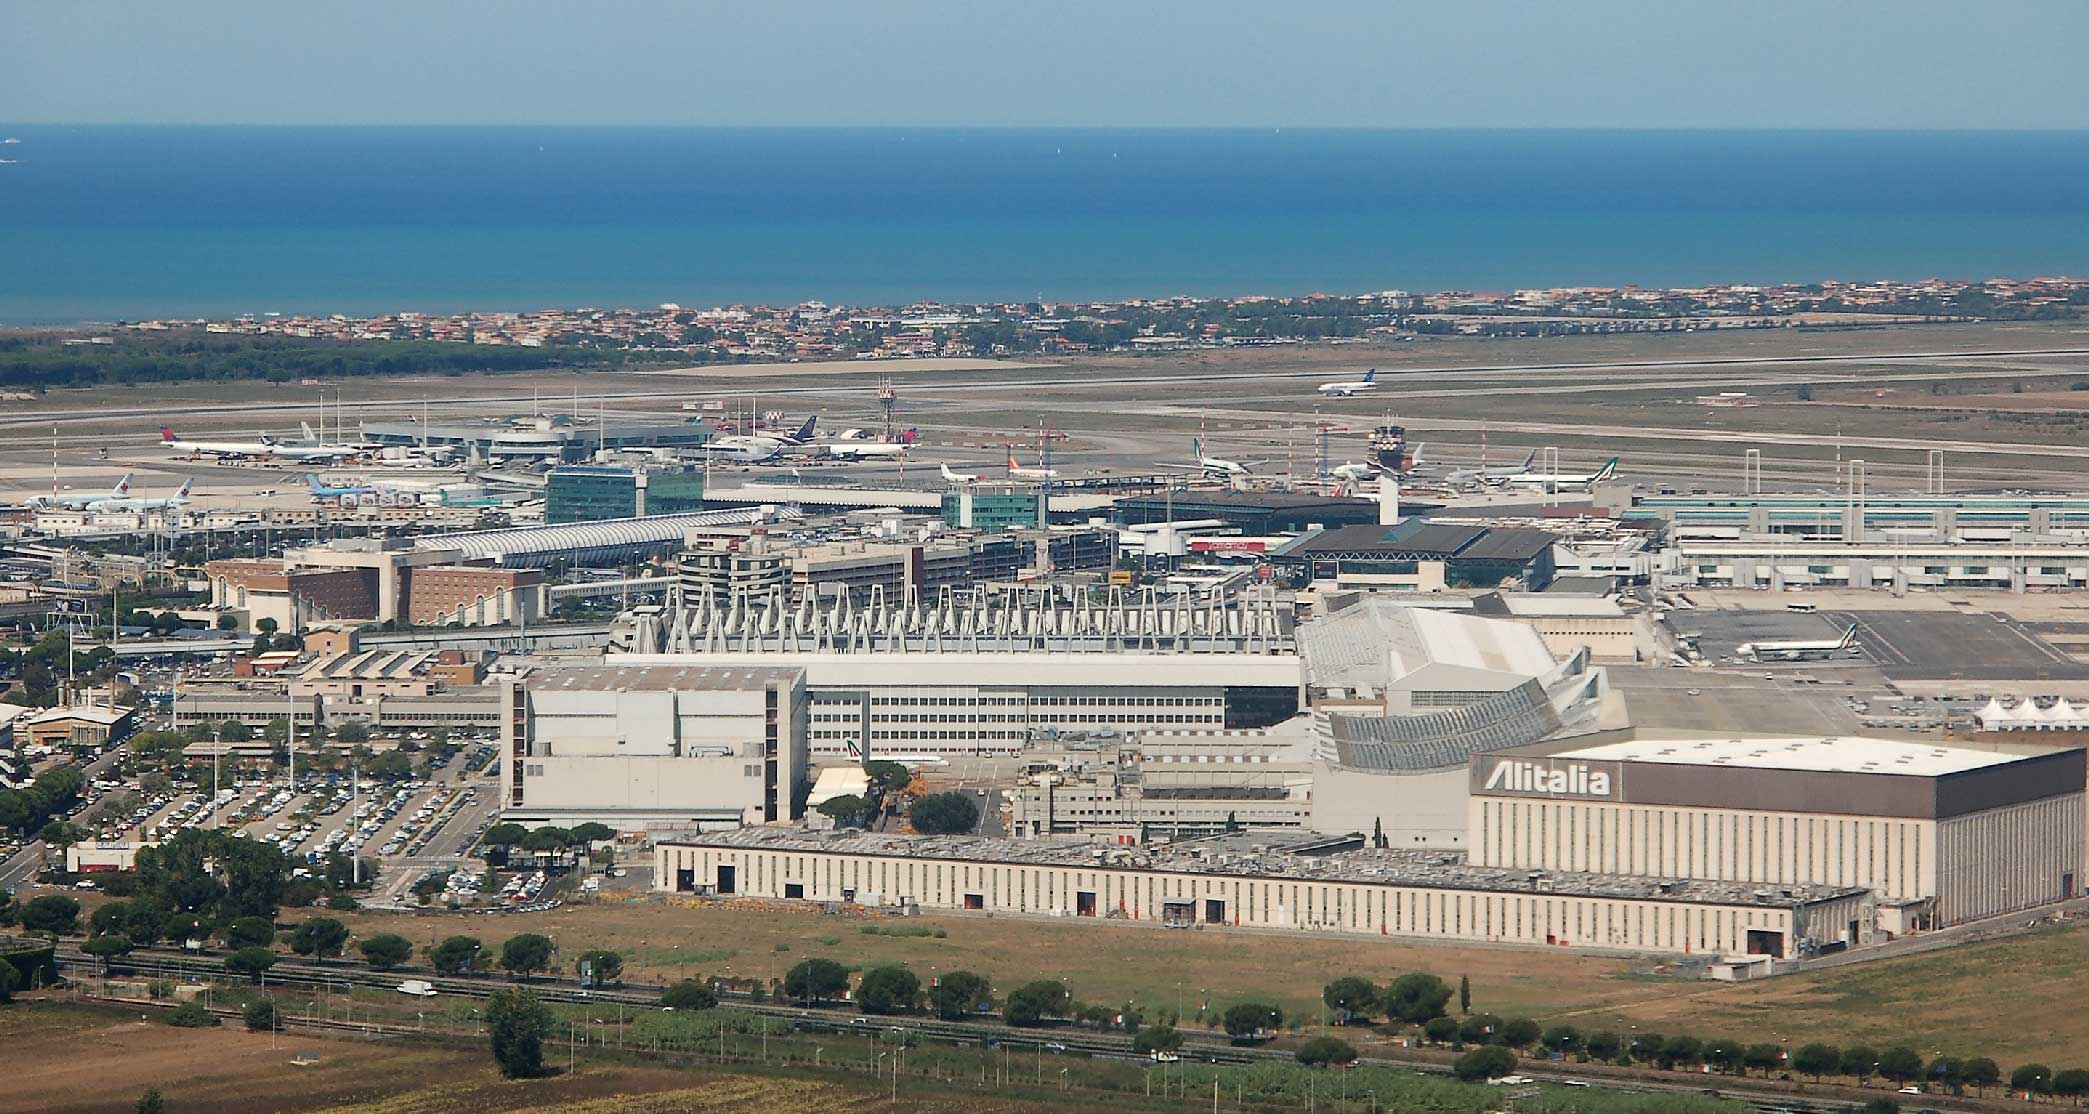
9,1,2089,130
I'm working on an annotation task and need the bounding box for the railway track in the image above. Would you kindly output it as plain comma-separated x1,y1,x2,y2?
58,947,1973,1114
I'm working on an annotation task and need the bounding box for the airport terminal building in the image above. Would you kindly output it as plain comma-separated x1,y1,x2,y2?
1469,737,2085,930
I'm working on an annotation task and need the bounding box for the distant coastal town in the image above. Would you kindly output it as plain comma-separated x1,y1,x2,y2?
110,274,2089,362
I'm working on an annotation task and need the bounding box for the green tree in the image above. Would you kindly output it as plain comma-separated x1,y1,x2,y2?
2013,1064,2054,1097
1459,1013,1502,1046
227,946,277,982
855,964,921,1014
0,960,20,1002
221,916,275,950
1704,1037,1746,1074
1794,1042,1841,1081
1861,1100,1900,1114
499,933,554,978
1453,1045,1518,1082
2055,1069,2089,1102
1221,1001,1282,1040
1295,1036,1359,1067
782,957,850,1004
815,794,870,828
1962,1056,2000,1095
518,827,574,853
481,823,528,848
333,722,369,745
1842,1045,1879,1084
661,980,718,1010
1458,973,1471,1015
1133,1025,1185,1056
20,893,80,935
486,986,554,1078
1661,1035,1704,1070
907,792,979,835
287,916,350,962
1585,1031,1623,1063
1321,976,1378,1024
1500,1017,1540,1049
358,933,414,971
1003,979,1071,1027
136,1089,166,1114
928,970,991,1020
1382,972,1453,1023
574,948,623,986
864,760,912,795
165,1000,218,1027
429,935,484,975
81,932,135,972
1423,1016,1459,1045
1744,1044,1783,1076
568,822,616,844
1878,1045,1923,1086
244,997,280,1032
1541,1024,1582,1057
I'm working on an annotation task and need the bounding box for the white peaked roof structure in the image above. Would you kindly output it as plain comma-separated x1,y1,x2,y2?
1975,697,2013,729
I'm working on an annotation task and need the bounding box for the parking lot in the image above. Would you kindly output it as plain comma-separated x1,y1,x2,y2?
88,741,504,877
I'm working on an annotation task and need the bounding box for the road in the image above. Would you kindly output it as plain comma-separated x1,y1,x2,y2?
0,741,130,890
57,945,1975,1114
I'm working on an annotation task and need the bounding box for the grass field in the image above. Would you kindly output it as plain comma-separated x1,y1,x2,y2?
337,896,2089,1072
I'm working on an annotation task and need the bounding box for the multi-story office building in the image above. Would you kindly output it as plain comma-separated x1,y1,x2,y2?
546,466,705,524
500,664,809,829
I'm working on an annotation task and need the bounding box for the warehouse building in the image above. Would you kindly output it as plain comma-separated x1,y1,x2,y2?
657,828,1870,958
1468,737,2085,932
500,663,809,830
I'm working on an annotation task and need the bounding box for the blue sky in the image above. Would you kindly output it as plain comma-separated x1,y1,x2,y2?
8,0,2088,128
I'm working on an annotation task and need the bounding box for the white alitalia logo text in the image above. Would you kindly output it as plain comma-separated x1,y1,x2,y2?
1484,761,1612,797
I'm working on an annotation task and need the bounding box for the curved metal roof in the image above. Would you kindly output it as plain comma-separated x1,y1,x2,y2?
421,506,802,566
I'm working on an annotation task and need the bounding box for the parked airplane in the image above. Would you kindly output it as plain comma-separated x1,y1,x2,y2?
825,432,914,462
1006,447,1059,480
26,472,133,509
705,415,817,463
296,421,377,451
1737,625,1861,661
88,478,192,512
1329,443,1427,483
1316,368,1379,397
305,473,375,501
1163,436,1256,478
1497,457,1621,492
940,463,981,484
1443,449,1538,487
160,427,359,462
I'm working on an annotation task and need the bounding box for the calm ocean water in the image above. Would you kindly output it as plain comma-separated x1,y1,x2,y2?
1,127,2087,324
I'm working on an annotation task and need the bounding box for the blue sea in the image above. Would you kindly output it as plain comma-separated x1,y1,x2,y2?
2,127,2088,324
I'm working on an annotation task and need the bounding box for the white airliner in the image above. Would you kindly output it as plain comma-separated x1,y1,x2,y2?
826,436,912,462
705,415,817,464
88,478,193,513
1163,436,1256,478
1316,368,1379,397
1443,450,1537,487
1497,457,1621,492
297,421,377,451
27,473,133,509
160,427,359,462
940,463,980,484
1737,625,1861,661
1006,447,1059,480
